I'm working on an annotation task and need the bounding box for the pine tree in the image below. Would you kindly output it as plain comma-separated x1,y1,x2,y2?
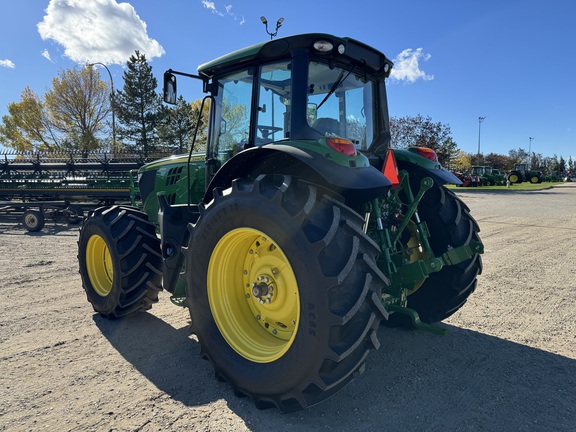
157,97,211,154
115,51,162,156
157,96,194,154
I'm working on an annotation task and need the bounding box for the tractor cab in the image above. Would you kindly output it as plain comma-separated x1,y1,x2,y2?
164,34,394,183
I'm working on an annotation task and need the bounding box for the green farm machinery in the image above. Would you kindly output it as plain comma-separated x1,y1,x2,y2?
471,166,506,186
0,152,164,231
77,33,484,411
508,163,542,184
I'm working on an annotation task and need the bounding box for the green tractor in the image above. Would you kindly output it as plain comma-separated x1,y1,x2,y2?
78,34,483,412
508,163,542,184
471,166,505,186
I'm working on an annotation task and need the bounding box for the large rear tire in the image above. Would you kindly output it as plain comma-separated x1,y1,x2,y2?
77,206,162,318
508,171,522,184
402,183,483,323
529,174,542,184
185,174,388,412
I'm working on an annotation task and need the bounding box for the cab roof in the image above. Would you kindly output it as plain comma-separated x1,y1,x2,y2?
197,33,393,79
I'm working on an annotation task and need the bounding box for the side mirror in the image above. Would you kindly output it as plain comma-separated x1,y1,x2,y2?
307,103,318,124
163,71,177,104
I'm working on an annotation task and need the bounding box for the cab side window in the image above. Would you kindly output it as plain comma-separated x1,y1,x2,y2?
212,69,253,160
256,61,291,145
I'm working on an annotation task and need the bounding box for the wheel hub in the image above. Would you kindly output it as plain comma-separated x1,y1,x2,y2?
252,275,275,304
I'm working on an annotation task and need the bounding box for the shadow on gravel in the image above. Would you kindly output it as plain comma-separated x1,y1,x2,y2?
93,312,225,408
95,315,576,432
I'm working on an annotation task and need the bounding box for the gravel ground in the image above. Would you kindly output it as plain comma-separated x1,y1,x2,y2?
1,183,575,431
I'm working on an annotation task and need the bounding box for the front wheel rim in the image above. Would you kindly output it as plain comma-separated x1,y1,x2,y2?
208,228,300,363
86,234,114,296
25,214,38,228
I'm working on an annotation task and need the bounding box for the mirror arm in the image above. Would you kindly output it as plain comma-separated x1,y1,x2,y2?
167,69,203,81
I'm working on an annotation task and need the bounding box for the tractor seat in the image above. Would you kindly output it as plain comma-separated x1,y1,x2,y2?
314,118,341,137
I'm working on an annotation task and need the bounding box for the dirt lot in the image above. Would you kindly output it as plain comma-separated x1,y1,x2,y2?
1,184,575,432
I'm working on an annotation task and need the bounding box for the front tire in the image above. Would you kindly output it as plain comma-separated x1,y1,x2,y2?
77,206,162,318
185,174,388,412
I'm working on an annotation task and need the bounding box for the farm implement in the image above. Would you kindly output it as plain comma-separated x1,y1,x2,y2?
0,151,166,231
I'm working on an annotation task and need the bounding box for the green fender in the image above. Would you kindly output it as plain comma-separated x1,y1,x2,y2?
393,148,462,186
204,144,392,208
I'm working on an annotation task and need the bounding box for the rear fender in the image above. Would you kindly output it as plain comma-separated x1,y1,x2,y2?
204,145,392,208
393,149,462,186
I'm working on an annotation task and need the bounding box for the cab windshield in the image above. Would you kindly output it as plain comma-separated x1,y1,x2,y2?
307,61,374,150
208,58,377,164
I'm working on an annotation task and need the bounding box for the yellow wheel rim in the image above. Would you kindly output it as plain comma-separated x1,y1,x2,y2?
208,228,300,363
86,234,114,297
509,174,519,183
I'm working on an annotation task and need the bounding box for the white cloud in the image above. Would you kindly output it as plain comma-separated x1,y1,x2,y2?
202,1,223,16
37,0,165,65
0,59,15,68
202,1,244,24
390,48,434,83
41,49,53,62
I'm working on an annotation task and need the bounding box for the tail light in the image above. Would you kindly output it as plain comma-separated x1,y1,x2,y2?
326,138,357,157
410,146,438,162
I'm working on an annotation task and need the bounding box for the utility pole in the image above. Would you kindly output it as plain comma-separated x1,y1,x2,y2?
528,137,534,168
89,62,116,153
477,116,486,159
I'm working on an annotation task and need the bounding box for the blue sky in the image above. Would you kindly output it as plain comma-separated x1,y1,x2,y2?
0,0,574,160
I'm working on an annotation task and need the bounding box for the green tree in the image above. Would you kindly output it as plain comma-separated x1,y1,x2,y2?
556,156,567,173
0,68,109,154
530,152,543,170
157,97,211,154
115,51,162,156
389,114,458,166
451,150,472,172
44,66,110,154
157,96,194,153
508,148,529,165
484,152,513,171
0,87,58,151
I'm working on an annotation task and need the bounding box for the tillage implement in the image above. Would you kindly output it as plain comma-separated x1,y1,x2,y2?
77,33,484,412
